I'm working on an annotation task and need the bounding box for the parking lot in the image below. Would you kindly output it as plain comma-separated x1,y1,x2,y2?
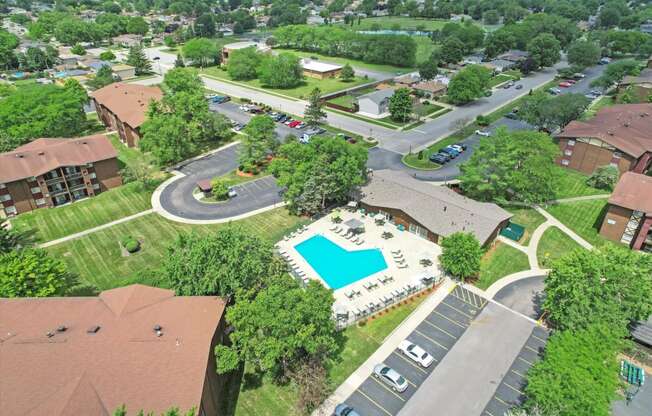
481,326,550,416
344,286,487,416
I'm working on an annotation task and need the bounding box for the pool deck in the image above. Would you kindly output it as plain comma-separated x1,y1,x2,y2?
277,210,442,322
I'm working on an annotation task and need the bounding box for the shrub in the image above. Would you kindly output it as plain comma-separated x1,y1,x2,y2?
417,150,424,160
476,115,490,126
121,236,141,253
586,165,619,190
210,177,231,200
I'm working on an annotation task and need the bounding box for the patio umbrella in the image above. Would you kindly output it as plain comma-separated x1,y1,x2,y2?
344,218,364,233
374,213,385,221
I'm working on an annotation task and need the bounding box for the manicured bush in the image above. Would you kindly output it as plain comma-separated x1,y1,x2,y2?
121,236,141,253
210,177,231,200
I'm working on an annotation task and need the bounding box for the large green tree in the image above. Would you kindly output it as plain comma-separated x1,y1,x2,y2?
439,232,483,281
388,88,413,122
214,276,337,375
239,115,277,171
543,245,652,331
226,46,262,80
567,40,601,68
163,227,284,298
269,136,367,214
418,51,439,81
527,33,561,68
0,248,74,297
447,64,491,105
439,36,465,65
258,52,303,88
459,127,559,204
126,44,152,75
519,92,590,131
304,88,326,127
0,218,30,254
163,67,202,94
87,65,115,89
182,38,219,68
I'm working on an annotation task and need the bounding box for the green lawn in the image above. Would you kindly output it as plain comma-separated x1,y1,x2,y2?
488,74,515,88
552,166,607,199
46,208,307,290
544,199,610,247
231,292,428,416
415,103,444,117
414,36,437,65
536,226,584,268
504,207,546,245
475,242,530,290
401,152,441,170
326,107,400,129
219,169,271,186
273,48,414,74
11,181,156,243
327,94,356,110
201,66,368,100
580,95,615,120
106,132,154,171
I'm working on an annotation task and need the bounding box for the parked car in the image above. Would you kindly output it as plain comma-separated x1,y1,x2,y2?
233,123,244,131
558,81,572,88
599,57,611,65
475,129,491,137
373,364,408,392
211,95,230,103
572,72,586,79
565,79,577,84
515,84,523,90
288,120,301,128
333,404,361,416
398,340,435,368
294,122,307,129
440,147,459,158
277,114,289,122
238,104,249,111
284,118,295,125
454,142,468,151
503,80,515,89
429,153,449,164
548,87,561,95
450,144,465,153
505,111,519,119
227,187,237,198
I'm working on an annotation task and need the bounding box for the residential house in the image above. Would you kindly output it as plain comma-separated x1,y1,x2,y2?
92,83,163,147
412,80,447,98
301,59,342,79
111,63,136,80
463,53,484,65
307,15,325,25
555,103,652,175
356,170,512,246
395,73,421,88
0,284,228,416
619,68,652,102
356,88,395,118
599,172,652,251
484,59,517,73
112,34,143,48
221,41,270,65
498,49,529,63
641,21,652,35
58,53,79,70
0,134,121,216
82,59,112,73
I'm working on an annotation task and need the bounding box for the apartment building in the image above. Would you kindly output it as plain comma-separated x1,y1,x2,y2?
555,103,652,175
92,83,163,147
0,134,121,217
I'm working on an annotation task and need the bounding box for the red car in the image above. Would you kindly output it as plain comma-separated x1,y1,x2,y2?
566,79,577,84
288,120,301,128
558,81,572,88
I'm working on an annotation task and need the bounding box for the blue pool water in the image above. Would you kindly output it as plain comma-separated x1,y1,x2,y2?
294,235,387,290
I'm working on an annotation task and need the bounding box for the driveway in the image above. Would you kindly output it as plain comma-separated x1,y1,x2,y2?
157,144,284,221
493,275,546,321
208,101,299,138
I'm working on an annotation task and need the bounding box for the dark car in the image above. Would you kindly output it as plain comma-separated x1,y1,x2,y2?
277,114,289,122
429,153,449,164
440,146,460,157
333,404,360,416
505,111,519,119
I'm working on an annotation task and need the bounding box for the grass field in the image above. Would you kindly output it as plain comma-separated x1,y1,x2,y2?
580,95,615,120
201,66,368,100
536,227,584,268
544,199,610,247
401,152,441,170
488,73,516,88
327,94,357,109
414,36,437,65
349,16,451,31
273,48,414,74
231,292,428,416
46,208,307,289
11,182,155,243
504,207,546,245
552,166,607,199
106,133,154,171
476,242,530,290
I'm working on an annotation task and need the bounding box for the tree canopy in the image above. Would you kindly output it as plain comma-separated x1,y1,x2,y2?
567,40,601,68
389,88,413,122
239,115,277,171
0,248,75,298
305,88,326,127
226,46,262,80
519,92,590,132
182,38,219,68
526,33,561,69
126,44,152,75
459,128,559,204
163,67,203,94
439,232,483,281
446,64,491,105
258,52,303,88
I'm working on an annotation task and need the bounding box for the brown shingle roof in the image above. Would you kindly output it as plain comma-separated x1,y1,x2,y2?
91,83,162,129
0,134,117,184
0,284,226,416
608,172,652,214
556,103,652,158
358,170,512,245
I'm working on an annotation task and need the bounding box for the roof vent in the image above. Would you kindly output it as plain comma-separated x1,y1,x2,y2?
87,325,101,334
46,331,54,338
57,325,67,332
443,206,447,212
15,154,23,158
153,324,163,337
38,151,45,156
624,122,630,127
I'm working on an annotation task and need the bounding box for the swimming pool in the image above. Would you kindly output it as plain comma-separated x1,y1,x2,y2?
294,235,387,290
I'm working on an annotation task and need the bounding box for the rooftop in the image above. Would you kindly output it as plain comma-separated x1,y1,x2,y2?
0,135,117,184
0,284,226,416
301,59,343,73
223,41,268,50
608,172,652,214
357,88,395,105
621,68,652,85
91,83,163,129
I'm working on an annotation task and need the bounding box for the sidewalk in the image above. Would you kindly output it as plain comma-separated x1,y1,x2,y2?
314,278,455,416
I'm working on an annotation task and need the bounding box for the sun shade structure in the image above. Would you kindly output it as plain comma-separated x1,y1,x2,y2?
344,218,365,232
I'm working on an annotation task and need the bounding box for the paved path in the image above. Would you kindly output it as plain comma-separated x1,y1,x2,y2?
547,193,611,204
493,275,546,320
535,206,594,250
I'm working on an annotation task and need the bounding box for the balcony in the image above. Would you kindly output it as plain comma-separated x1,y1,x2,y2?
48,186,67,196
45,175,64,185
64,171,83,180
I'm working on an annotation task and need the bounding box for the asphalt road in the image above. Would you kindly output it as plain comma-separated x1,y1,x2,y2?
493,276,546,322
208,101,300,138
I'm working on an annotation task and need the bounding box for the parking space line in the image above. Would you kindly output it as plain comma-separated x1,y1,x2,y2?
524,345,540,354
441,301,474,319
415,329,449,351
356,390,394,416
451,290,485,310
503,381,525,395
532,334,547,343
432,310,467,328
494,395,511,406
422,318,457,339
484,411,496,416
511,369,526,378
370,377,407,402
391,351,429,374
518,356,534,366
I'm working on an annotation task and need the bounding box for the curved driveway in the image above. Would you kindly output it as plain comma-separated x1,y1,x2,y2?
493,275,546,320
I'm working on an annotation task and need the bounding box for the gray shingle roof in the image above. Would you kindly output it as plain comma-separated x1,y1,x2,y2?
357,88,394,105
358,170,512,244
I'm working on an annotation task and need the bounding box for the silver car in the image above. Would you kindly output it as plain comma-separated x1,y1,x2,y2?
398,340,435,368
373,364,408,392
333,404,361,416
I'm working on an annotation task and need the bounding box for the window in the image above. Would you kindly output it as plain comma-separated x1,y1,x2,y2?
89,172,97,179
0,183,5,189
93,183,100,190
564,149,573,156
35,198,46,205
4,206,16,215
561,159,570,166
0,194,11,202
607,219,616,225
567,139,576,146
31,186,41,194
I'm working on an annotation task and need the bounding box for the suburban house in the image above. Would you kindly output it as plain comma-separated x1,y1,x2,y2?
484,59,516,73
555,103,652,175
300,59,343,79
112,34,143,47
395,73,421,88
221,41,270,65
92,83,163,147
498,49,529,63
356,88,395,118
0,134,121,217
412,80,447,98
0,284,228,416
356,170,512,246
619,68,652,102
58,53,79,70
641,21,652,35
599,172,652,252
111,63,136,80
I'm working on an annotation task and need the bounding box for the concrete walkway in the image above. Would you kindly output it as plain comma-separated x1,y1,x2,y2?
535,206,594,250
547,194,611,205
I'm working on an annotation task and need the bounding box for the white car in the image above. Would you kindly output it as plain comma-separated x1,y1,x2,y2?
398,340,435,368
450,144,465,153
475,129,491,137
373,364,408,392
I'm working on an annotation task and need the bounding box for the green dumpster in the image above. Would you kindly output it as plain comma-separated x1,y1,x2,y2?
500,222,525,242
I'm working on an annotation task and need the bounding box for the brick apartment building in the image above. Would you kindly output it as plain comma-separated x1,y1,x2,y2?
555,103,652,176
599,172,652,252
0,284,229,416
92,83,163,147
0,134,121,217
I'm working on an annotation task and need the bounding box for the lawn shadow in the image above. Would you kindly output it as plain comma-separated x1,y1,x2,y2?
220,363,245,416
592,202,609,233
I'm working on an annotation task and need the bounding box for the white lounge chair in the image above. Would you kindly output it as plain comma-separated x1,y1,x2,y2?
351,236,359,243
356,239,364,245
398,263,408,269
330,225,338,231
391,249,402,255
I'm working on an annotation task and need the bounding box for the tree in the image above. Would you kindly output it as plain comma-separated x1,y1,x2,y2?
182,38,218,68
567,40,601,68
439,232,482,281
483,10,500,25
525,324,623,416
291,357,330,414
194,13,215,37
226,46,262,80
447,64,491,105
0,218,30,254
99,50,116,61
543,245,652,331
304,88,326,127
87,64,115,89
269,136,368,214
519,92,590,131
591,59,640,88
440,36,464,64
214,277,338,375
210,177,230,200
0,248,75,297
597,6,622,28
126,44,152,75
388,88,412,122
586,165,619,190
239,115,277,171
163,68,202,94
174,54,185,68
459,128,559,204
71,43,85,55
340,63,355,81
0,30,18,70
527,33,561,69
258,53,303,88
126,16,149,35
418,52,439,80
